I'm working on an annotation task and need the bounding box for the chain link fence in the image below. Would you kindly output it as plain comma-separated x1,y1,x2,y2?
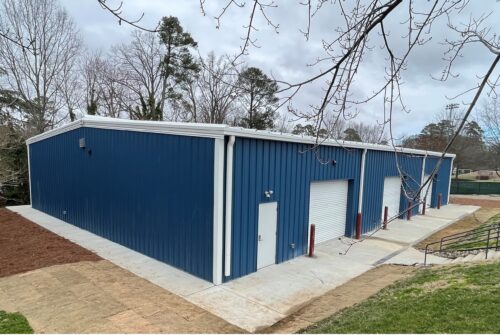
451,180,500,195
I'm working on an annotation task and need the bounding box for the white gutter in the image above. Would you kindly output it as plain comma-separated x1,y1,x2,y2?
357,149,367,214
420,155,427,212
224,135,235,277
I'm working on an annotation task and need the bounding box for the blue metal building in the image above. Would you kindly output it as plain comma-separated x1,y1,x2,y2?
27,116,454,284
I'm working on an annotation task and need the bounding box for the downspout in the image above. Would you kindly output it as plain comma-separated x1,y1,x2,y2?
356,149,367,239
224,135,235,277
420,154,427,213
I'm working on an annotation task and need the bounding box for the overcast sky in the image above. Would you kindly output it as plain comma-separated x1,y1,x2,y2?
62,0,499,138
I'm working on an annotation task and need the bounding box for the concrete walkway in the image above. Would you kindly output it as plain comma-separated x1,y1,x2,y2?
0,260,241,333
9,204,478,332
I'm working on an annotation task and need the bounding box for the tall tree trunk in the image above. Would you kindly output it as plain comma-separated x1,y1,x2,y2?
249,90,254,127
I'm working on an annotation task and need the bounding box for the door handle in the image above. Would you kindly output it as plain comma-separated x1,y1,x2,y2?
258,235,262,242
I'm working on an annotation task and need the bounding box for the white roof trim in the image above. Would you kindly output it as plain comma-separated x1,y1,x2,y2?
223,128,455,158
26,120,84,145
26,116,226,144
26,115,455,158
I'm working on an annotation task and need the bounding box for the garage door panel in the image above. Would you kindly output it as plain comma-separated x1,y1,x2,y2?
309,180,348,244
382,177,402,220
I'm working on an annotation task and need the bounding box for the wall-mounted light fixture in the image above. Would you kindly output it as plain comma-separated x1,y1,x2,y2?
264,190,274,198
79,138,86,149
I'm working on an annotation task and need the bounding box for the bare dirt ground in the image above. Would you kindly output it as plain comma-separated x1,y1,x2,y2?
261,264,414,334
414,206,500,250
0,208,101,277
450,195,500,208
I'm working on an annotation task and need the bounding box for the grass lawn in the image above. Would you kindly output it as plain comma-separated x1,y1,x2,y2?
447,213,500,251
473,212,500,232
0,311,33,334
303,261,500,334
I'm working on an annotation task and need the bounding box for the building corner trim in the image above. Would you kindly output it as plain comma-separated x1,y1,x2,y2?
212,138,225,285
447,157,455,204
420,155,427,212
27,143,32,206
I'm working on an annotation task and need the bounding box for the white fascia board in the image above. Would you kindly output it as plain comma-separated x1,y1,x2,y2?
26,119,84,144
224,128,455,158
26,117,226,144
84,122,225,139
83,116,227,138
25,116,455,158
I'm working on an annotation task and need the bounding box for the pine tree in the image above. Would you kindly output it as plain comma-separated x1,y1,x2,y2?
237,67,278,130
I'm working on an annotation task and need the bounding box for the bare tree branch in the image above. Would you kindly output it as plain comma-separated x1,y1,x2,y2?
97,0,160,33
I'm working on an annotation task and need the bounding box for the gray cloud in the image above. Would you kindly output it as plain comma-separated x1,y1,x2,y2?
62,0,499,136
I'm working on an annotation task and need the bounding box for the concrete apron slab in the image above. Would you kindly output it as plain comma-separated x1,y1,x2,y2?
372,204,479,245
8,204,478,333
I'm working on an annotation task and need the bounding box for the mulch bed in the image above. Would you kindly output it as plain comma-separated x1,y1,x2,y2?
0,208,101,278
450,196,500,208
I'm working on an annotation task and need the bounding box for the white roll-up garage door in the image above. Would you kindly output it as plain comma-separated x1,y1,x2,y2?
308,180,348,244
382,177,402,220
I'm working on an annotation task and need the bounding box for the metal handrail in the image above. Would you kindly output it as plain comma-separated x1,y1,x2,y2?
424,223,500,248
424,223,500,265
438,228,498,250
440,223,500,242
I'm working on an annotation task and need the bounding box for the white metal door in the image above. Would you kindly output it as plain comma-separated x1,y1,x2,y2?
257,202,278,270
382,177,402,220
308,180,348,245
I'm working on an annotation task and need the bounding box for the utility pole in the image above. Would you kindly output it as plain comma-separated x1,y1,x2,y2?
445,103,460,126
445,103,460,180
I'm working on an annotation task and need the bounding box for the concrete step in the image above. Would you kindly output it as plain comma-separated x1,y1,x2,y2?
463,254,477,262
472,252,487,261
451,256,466,263
486,250,499,259
441,250,500,264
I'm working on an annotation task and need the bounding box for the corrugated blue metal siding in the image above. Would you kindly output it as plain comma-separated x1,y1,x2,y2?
226,137,362,281
362,151,423,232
425,157,452,206
29,127,215,281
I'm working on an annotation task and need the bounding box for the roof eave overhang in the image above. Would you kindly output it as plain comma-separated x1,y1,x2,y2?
26,117,456,159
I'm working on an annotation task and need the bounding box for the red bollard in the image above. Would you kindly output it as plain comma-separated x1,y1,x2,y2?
437,193,442,209
407,201,412,220
422,201,426,215
356,213,362,240
383,206,388,230
309,224,315,257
